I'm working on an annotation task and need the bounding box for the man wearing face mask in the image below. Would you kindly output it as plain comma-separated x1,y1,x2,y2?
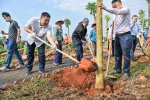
0,12,24,71
99,0,132,81
72,18,89,61
130,15,145,61
24,12,56,75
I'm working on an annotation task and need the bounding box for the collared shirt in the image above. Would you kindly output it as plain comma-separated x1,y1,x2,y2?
130,22,144,36
106,7,131,34
25,17,52,47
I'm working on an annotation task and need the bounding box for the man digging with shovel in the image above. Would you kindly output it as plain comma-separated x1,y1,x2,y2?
99,0,132,81
24,12,56,75
72,18,89,62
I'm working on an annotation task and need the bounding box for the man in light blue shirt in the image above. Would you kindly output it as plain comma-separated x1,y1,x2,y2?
130,15,144,61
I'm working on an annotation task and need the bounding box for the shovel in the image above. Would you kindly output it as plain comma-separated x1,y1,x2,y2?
88,40,96,63
105,21,116,79
36,37,98,72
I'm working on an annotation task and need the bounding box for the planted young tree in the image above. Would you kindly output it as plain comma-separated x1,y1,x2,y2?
104,14,111,30
138,10,148,30
64,18,71,37
95,0,104,89
138,10,148,47
146,0,150,27
85,2,97,22
104,14,111,49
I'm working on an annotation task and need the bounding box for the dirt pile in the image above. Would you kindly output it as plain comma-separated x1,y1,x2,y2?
50,67,118,97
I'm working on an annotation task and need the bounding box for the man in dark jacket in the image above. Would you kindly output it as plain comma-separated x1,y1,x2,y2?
72,18,89,61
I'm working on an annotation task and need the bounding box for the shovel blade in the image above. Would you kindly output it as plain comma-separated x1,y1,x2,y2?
78,58,98,72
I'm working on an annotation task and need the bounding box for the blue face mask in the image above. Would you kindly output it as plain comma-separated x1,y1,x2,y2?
5,19,10,22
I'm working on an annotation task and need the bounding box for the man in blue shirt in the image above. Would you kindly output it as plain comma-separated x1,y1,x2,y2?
89,23,96,56
130,15,144,61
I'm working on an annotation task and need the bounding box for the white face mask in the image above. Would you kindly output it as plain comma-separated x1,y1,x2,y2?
5,18,10,22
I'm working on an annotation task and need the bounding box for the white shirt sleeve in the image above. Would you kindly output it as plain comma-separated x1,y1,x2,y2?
46,25,52,35
25,17,39,29
106,7,130,15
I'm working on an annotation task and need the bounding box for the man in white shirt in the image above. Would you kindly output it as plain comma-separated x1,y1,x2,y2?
24,12,56,75
99,0,132,81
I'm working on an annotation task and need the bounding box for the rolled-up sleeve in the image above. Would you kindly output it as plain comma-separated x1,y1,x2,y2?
47,25,52,35
106,7,130,15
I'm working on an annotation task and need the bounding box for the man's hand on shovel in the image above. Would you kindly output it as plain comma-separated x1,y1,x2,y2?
52,45,57,51
31,33,36,38
108,35,113,41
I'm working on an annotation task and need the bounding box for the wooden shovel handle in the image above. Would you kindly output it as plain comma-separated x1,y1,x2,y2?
88,40,95,59
106,21,114,76
36,36,79,63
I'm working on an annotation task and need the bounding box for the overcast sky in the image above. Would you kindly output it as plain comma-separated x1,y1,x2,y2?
0,0,148,40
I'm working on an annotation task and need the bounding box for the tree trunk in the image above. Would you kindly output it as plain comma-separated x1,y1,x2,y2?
95,0,104,89
106,21,109,50
140,13,145,47
148,1,150,29
93,15,96,22
142,13,145,30
68,26,70,37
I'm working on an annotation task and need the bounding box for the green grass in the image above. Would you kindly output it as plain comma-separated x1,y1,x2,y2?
104,57,150,80
0,78,54,100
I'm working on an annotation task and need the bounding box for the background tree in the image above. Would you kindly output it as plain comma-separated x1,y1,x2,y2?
64,18,71,37
104,14,111,49
138,10,148,30
104,14,111,30
95,0,104,89
146,0,150,27
138,10,148,47
85,2,97,22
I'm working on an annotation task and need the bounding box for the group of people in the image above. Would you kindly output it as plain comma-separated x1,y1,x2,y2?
0,0,149,81
0,11,92,76
0,12,67,75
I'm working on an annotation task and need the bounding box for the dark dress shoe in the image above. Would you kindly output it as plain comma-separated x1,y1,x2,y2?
59,62,65,64
132,58,138,61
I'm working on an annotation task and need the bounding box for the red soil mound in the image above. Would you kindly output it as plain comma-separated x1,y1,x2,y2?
50,67,118,97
